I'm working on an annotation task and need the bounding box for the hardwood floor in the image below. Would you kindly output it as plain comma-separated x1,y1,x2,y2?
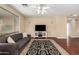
53,38,79,55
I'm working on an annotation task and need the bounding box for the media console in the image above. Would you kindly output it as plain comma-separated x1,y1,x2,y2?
35,31,47,39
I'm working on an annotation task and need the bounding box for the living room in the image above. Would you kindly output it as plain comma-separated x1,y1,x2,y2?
0,4,79,55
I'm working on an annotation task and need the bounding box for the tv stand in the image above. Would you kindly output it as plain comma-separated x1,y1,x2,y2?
35,31,47,39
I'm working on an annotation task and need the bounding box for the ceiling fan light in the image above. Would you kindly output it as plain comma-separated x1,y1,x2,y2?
37,9,41,14
43,7,50,10
73,14,77,17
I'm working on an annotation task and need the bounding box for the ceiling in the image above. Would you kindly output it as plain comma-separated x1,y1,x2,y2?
11,4,79,17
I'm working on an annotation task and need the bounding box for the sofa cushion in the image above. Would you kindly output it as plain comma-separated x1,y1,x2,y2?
7,37,15,43
11,33,23,42
23,37,30,42
0,36,7,43
17,39,27,49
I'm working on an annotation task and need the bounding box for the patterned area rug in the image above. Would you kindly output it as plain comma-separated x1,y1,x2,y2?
26,40,61,55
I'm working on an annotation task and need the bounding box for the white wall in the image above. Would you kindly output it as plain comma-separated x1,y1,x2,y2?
24,16,67,39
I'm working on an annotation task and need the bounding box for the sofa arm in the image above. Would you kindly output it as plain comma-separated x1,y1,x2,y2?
0,43,18,55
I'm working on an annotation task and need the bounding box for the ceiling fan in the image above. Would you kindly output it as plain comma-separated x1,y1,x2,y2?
22,4,50,15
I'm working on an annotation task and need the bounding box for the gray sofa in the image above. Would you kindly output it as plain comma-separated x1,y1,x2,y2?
0,33,31,55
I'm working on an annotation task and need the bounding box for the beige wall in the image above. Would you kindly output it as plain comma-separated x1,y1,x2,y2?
0,16,15,33
56,16,67,38
0,4,25,33
24,16,67,38
69,18,79,37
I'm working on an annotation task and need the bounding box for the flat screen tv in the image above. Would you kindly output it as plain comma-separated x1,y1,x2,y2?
35,25,46,31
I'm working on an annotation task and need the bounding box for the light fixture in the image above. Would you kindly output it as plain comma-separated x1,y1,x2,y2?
36,4,50,15
22,4,50,15
73,14,77,17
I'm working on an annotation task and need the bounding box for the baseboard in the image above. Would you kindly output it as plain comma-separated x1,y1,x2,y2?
57,38,67,40
57,37,67,40
69,36,79,39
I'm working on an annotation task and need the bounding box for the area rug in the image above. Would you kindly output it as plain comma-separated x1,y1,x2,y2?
26,40,61,55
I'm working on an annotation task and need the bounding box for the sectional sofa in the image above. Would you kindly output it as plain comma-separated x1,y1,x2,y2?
0,33,31,55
